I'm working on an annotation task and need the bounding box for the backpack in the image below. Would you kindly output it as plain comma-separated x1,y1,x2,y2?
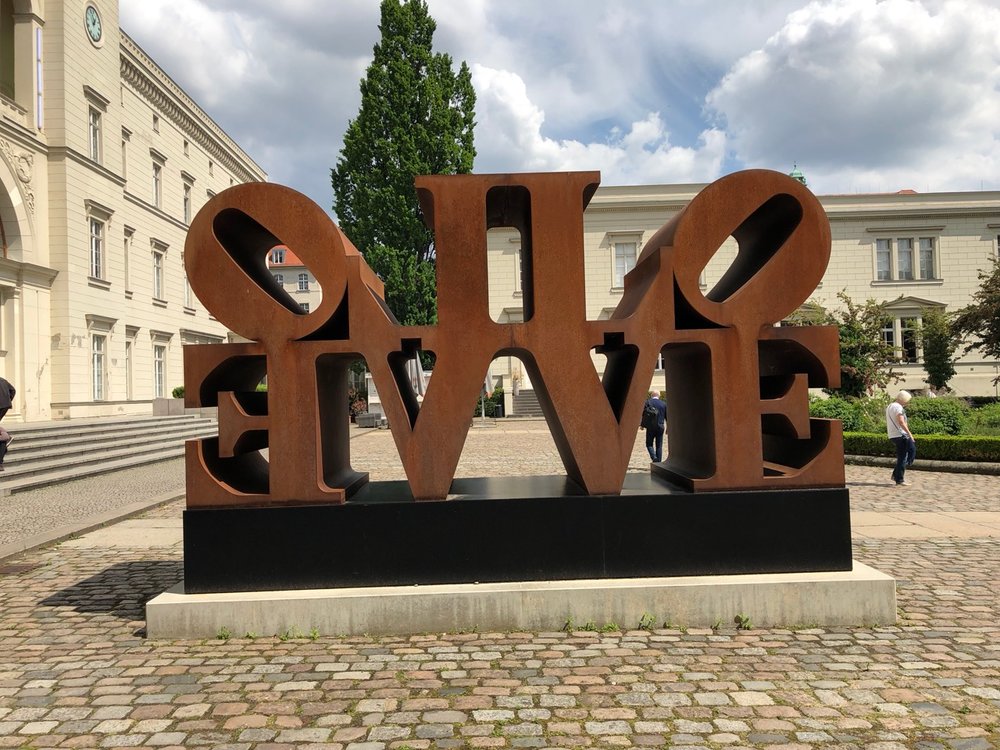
641,401,658,430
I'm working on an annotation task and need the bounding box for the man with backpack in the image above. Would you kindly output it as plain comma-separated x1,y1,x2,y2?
641,390,667,462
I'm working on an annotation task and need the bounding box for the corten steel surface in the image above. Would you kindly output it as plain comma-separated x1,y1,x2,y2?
183,169,844,506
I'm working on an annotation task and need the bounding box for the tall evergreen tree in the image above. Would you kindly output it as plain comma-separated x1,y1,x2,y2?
919,307,959,393
331,0,476,326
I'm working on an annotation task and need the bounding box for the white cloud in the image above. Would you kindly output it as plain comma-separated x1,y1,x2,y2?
472,65,726,185
706,0,1000,192
118,0,1000,210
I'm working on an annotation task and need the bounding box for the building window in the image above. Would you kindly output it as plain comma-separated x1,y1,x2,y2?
123,228,133,291
152,161,162,208
875,239,891,281
273,273,284,285
300,302,310,313
92,334,106,400
152,113,159,133
208,160,214,176
88,107,102,163
89,218,105,279
874,236,938,281
881,320,895,350
919,238,935,280
297,273,309,291
900,317,919,363
152,247,165,300
883,308,942,363
153,344,166,398
512,248,524,295
612,239,638,288
270,248,286,264
183,182,192,223
121,137,127,180
0,0,14,99
183,252,193,308
124,338,133,400
183,139,189,156
897,238,913,280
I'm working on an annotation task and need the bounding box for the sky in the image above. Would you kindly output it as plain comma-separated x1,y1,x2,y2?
118,0,1000,218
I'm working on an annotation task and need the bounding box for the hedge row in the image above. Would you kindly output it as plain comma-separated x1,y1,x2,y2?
843,432,1000,462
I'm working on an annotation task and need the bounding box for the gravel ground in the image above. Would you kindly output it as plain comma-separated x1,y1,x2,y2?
0,458,185,547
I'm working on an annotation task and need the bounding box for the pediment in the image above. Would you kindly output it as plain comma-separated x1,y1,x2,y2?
883,295,945,311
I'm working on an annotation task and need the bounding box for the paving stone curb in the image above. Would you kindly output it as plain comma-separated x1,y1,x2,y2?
845,454,1000,475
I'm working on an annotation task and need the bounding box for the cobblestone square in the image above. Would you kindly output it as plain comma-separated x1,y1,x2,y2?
0,421,997,749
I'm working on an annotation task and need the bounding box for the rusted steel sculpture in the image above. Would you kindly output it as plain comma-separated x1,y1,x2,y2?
184,169,843,508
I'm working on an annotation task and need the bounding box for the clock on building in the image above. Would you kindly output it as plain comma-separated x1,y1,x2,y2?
85,4,103,45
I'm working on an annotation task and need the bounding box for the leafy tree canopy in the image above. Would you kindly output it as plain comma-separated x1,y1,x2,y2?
828,292,900,397
952,256,1000,385
792,292,900,398
331,0,476,327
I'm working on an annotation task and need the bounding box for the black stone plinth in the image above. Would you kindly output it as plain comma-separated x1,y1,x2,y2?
183,474,852,594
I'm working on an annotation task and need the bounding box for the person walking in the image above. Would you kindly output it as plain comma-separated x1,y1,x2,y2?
0,376,13,420
0,376,13,471
642,390,667,463
886,390,915,486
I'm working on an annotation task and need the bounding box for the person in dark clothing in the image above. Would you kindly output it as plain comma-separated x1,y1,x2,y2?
643,390,667,462
0,377,14,470
0,376,13,421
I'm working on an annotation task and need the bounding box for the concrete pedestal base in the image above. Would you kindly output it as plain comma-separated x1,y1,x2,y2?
146,563,895,639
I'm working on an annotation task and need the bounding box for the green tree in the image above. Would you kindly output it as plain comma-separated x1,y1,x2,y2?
952,256,1000,385
919,307,959,392
825,291,900,398
331,0,476,326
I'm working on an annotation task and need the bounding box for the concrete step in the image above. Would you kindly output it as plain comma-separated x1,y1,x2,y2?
0,414,218,496
512,390,544,417
3,425,216,474
6,420,216,456
6,415,215,443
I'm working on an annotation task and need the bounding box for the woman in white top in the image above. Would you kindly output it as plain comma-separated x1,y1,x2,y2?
885,390,915,486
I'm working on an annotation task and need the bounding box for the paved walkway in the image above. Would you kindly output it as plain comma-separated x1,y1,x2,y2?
0,421,997,749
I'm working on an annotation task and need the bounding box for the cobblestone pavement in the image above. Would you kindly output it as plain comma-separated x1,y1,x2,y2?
0,421,997,749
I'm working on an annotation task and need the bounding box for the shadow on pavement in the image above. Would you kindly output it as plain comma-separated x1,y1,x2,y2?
40,560,182,617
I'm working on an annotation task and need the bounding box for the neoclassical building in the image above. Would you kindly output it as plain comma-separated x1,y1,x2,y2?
483,176,1000,403
0,0,265,422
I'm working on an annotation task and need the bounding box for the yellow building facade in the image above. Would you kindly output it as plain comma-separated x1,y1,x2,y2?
0,0,265,422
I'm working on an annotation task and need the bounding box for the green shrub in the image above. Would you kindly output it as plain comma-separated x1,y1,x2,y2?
966,402,1000,436
474,385,505,417
809,396,862,432
905,396,969,435
854,395,890,433
844,432,1000,462
809,395,886,433
171,385,185,399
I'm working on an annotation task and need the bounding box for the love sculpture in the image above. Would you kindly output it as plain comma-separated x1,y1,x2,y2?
181,170,852,593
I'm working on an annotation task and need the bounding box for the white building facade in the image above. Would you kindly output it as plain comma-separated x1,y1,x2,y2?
0,0,265,422
485,179,1000,402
